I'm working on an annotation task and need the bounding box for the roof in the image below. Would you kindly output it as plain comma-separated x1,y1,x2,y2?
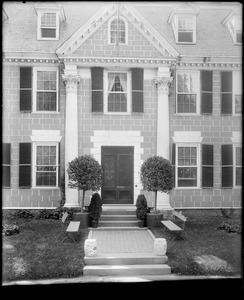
2,1,242,59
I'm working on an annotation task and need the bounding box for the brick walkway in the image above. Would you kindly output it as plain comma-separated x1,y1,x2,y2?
90,229,154,253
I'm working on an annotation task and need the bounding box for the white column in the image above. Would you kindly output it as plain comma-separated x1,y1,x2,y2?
62,67,81,208
154,67,173,210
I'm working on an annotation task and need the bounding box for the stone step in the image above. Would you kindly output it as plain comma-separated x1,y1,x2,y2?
102,209,136,215
98,220,139,227
83,264,171,276
85,253,168,265
100,215,137,221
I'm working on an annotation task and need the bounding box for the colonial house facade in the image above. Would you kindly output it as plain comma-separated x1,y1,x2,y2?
2,1,242,210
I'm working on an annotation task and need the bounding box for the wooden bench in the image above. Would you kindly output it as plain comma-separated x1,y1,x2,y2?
61,212,80,243
161,211,187,241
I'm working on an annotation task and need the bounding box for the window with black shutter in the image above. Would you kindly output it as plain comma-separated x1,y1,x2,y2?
3,143,11,188
171,143,176,187
91,67,104,112
202,144,214,188
131,68,144,113
20,67,32,112
221,145,233,188
221,72,232,115
201,71,213,114
19,143,32,188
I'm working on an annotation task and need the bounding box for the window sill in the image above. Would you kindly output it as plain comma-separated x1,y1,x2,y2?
176,42,196,45
32,111,61,115
37,38,59,41
174,113,201,116
32,187,60,189
174,187,201,190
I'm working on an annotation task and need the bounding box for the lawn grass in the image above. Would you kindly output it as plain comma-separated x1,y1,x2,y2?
2,210,242,282
2,218,89,282
151,211,242,276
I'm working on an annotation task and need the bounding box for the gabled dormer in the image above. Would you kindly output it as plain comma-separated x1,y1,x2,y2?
34,4,65,41
2,7,8,21
222,8,242,45
168,2,199,44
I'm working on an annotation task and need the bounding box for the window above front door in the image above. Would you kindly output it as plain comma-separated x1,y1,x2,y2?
104,70,131,114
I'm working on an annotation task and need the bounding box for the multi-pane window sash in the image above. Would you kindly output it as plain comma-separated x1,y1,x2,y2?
176,146,199,187
34,144,59,187
107,72,128,112
176,71,199,114
178,16,194,43
110,18,126,44
41,12,57,38
221,71,232,115
33,68,58,112
234,146,242,187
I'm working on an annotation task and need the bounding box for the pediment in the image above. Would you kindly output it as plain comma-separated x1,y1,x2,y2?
56,3,179,59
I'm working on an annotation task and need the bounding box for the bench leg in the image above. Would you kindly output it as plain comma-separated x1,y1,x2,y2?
172,231,185,241
62,233,77,243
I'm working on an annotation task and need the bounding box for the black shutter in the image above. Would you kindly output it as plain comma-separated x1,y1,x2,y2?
20,67,32,112
202,144,214,188
221,145,233,188
19,143,32,188
171,143,176,187
91,67,103,112
201,71,213,114
3,143,11,188
132,68,144,113
221,72,232,115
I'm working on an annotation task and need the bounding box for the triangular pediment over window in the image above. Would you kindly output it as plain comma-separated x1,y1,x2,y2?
56,3,179,59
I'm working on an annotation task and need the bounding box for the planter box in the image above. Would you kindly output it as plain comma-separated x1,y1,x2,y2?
138,219,146,228
72,212,91,228
146,213,164,228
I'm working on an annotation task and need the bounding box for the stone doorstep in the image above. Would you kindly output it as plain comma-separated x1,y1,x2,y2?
84,252,168,265
100,215,138,221
83,264,171,276
98,220,139,227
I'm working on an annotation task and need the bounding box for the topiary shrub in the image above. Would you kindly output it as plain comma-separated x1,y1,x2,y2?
67,155,102,212
140,156,174,213
136,194,148,220
89,193,102,221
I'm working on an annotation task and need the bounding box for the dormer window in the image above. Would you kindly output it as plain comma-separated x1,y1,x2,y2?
168,3,199,44
223,9,242,45
35,5,65,41
108,17,127,45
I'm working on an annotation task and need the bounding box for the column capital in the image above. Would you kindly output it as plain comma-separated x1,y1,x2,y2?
62,73,81,85
154,76,173,95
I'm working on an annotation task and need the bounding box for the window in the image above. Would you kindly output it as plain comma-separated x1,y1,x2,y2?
104,71,131,114
41,13,57,38
221,71,232,114
35,5,65,40
234,146,242,187
108,17,127,45
91,67,143,114
33,143,59,187
233,71,242,114
3,143,11,188
227,16,242,45
175,144,200,188
176,71,199,114
221,144,242,188
33,68,58,112
178,16,195,43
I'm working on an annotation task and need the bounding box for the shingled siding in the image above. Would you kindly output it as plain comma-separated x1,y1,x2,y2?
169,69,242,208
74,18,162,58
2,64,65,208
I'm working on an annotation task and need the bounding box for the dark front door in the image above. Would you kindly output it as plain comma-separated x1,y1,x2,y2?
101,146,134,204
